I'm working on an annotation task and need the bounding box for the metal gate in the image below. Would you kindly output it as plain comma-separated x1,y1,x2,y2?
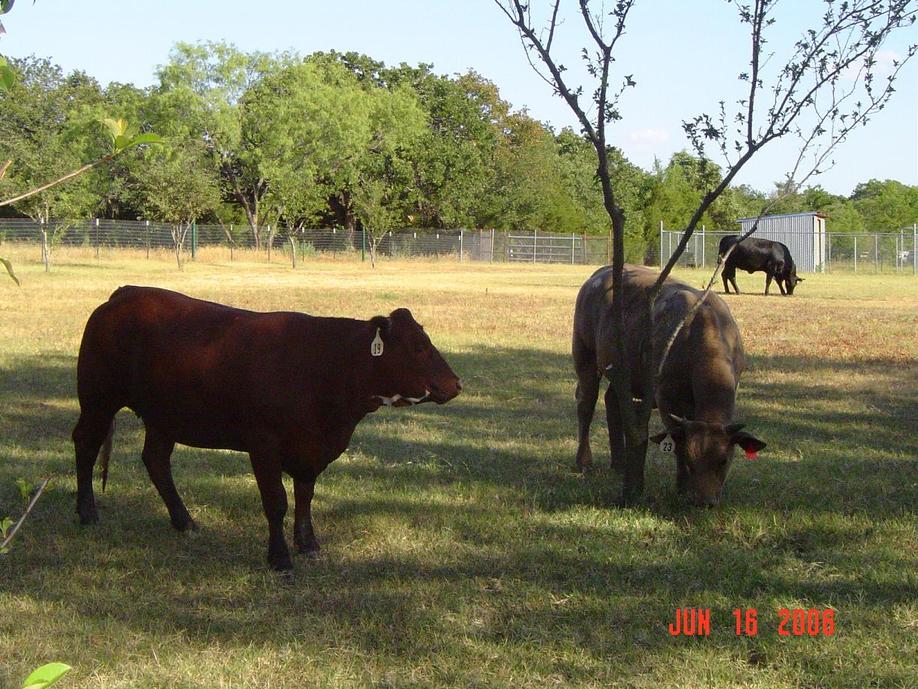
507,232,583,263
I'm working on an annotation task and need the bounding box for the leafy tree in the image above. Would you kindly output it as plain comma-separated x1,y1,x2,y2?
851,179,918,230
128,137,220,268
352,84,428,266
0,58,105,224
156,41,290,249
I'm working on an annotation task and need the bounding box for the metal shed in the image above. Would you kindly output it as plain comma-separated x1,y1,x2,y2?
736,212,828,272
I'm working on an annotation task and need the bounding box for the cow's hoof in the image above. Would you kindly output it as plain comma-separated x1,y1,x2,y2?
269,556,294,572
171,516,197,532
78,511,99,525
295,538,321,559
617,491,643,508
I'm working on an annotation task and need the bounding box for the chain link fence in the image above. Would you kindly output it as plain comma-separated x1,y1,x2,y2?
0,218,614,267
660,226,918,274
4,218,915,273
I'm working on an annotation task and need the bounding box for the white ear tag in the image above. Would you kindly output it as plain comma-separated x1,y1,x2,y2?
371,328,384,357
660,435,675,454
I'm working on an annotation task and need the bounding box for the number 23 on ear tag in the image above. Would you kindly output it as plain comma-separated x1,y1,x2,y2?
371,328,384,357
660,436,675,454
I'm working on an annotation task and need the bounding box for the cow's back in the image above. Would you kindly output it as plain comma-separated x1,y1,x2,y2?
79,287,282,448
652,279,745,422
574,265,744,415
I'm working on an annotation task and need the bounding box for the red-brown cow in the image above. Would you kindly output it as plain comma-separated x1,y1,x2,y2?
73,286,461,570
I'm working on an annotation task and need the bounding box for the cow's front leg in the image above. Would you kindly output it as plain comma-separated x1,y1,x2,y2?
764,272,773,295
294,479,320,558
250,453,292,571
777,278,787,296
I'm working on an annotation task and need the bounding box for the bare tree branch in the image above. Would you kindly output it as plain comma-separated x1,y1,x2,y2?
0,476,52,553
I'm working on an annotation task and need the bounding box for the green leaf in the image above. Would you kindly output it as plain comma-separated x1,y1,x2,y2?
0,0,13,16
21,662,71,689
1,256,20,286
0,62,14,91
0,516,12,539
102,117,128,142
15,477,32,500
128,132,164,147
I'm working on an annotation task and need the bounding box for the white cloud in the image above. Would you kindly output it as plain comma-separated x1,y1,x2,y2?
629,128,670,147
841,49,902,81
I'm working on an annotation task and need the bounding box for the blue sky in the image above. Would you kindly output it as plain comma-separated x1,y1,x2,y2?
2,0,915,197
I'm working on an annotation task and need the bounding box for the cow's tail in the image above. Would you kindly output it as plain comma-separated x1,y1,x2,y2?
100,419,115,492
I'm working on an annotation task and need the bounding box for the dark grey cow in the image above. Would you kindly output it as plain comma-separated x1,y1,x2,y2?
573,264,765,506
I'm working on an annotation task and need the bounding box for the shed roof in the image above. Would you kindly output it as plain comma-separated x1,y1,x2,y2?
737,211,828,223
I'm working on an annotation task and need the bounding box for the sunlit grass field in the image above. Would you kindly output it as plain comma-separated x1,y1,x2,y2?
1,252,916,688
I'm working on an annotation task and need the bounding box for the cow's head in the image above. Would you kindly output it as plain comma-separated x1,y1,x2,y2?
369,308,461,407
786,271,804,295
651,416,765,507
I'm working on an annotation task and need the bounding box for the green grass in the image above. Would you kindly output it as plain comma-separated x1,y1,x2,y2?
1,253,916,688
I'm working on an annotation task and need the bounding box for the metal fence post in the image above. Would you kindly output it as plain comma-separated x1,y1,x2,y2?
659,220,663,267
701,225,708,268
571,233,575,264
94,217,100,259
874,234,879,273
826,232,831,272
913,224,917,275
854,235,857,272
361,229,365,262
459,229,463,262
145,220,150,259
191,221,197,261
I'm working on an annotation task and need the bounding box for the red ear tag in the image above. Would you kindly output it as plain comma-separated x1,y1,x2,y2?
745,448,758,460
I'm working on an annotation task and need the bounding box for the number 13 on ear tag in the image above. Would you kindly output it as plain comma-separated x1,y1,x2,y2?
371,329,384,357
660,436,675,454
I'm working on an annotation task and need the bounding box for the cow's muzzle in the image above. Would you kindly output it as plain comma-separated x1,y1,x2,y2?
429,378,462,404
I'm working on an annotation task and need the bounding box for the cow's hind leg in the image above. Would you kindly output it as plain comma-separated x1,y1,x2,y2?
723,265,739,294
250,452,292,571
604,384,626,474
573,338,601,472
294,479,320,558
141,425,195,532
73,409,116,524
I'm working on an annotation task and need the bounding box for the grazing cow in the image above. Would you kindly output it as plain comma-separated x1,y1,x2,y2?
719,235,804,296
73,286,461,570
573,264,765,506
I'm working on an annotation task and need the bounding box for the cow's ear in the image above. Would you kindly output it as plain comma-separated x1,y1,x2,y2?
731,430,766,453
649,432,669,444
370,315,391,340
796,276,805,283
389,307,414,323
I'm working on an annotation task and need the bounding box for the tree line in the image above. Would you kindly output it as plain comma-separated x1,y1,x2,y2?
1,43,915,263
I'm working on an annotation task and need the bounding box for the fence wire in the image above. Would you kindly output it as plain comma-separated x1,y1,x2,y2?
660,227,918,273
0,219,615,266
3,218,915,273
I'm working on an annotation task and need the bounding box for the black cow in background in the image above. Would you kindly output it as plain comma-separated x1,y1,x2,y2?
719,235,804,296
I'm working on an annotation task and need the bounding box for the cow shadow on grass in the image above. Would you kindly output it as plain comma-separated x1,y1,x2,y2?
1,347,915,683
2,347,915,518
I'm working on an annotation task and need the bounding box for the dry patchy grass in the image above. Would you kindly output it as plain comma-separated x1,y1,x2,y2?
0,255,916,688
